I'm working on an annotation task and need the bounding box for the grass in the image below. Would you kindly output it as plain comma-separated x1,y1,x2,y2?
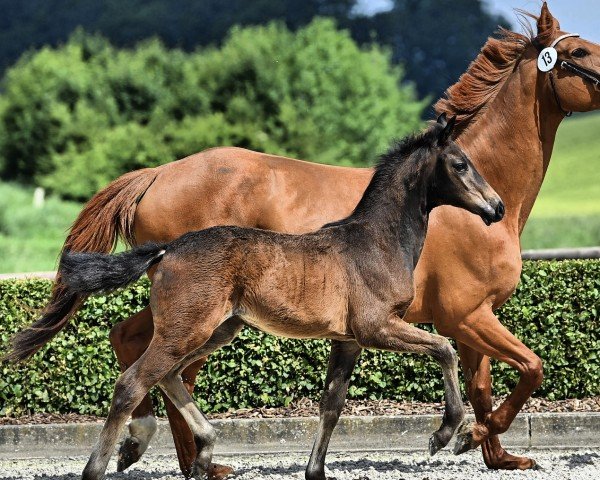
0,183,81,272
520,112,600,249
0,112,599,272
529,112,600,217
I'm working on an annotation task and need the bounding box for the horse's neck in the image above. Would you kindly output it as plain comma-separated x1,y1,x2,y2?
457,56,564,234
350,163,430,266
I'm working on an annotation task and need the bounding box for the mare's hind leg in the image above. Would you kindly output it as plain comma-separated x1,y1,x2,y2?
355,315,465,454
305,340,362,480
109,307,160,472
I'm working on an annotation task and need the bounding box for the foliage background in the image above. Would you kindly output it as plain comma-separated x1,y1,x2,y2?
0,21,424,200
1,260,598,416
0,0,509,99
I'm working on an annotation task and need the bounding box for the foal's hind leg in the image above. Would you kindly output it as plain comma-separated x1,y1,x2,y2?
84,298,232,479
82,340,181,480
159,374,215,478
305,340,362,480
355,315,465,454
159,317,244,479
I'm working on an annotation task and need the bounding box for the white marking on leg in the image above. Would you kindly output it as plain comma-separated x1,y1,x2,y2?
127,415,158,455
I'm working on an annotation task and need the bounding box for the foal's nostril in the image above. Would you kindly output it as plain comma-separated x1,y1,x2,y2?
495,201,505,220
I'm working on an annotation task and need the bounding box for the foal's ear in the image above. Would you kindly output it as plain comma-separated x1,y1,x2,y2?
437,112,448,127
437,115,456,144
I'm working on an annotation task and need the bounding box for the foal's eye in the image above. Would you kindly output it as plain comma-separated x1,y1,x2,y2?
572,48,589,58
453,163,468,172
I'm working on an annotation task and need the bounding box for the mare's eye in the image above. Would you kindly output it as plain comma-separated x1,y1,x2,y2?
453,163,468,172
572,48,589,58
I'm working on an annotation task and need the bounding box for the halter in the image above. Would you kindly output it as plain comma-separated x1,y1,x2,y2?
537,33,600,117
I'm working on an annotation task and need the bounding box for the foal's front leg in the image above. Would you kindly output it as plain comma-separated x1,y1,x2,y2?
355,315,465,454
305,340,362,480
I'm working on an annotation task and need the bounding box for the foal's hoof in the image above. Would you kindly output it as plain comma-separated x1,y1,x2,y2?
207,463,235,479
529,460,543,471
453,422,486,455
429,432,447,456
117,437,141,472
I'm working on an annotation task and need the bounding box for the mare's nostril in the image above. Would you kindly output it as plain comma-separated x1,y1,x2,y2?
495,201,505,220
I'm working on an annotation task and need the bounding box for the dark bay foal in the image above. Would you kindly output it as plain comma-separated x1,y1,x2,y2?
13,115,504,480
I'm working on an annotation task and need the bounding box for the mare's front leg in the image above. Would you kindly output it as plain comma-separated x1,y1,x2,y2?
355,315,465,453
305,340,362,480
450,305,543,457
457,343,537,469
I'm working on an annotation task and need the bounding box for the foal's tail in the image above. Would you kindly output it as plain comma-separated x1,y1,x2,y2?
59,243,167,296
3,168,158,363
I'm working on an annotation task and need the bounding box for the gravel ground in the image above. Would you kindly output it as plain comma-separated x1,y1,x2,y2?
3,396,600,425
1,450,599,480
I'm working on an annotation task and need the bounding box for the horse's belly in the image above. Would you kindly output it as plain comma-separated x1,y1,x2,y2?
236,301,350,340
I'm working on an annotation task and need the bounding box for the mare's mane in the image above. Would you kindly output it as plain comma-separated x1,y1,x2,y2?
434,12,550,127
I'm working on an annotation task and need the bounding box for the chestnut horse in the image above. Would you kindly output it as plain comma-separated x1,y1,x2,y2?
50,118,502,480
6,3,600,477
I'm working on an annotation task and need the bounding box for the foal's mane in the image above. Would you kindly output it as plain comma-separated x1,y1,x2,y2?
346,124,441,220
434,12,549,127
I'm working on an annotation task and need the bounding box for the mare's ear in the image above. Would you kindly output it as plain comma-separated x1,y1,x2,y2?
437,115,456,144
537,2,560,37
437,112,448,127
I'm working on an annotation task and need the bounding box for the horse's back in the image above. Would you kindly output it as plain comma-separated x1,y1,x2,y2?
133,147,372,245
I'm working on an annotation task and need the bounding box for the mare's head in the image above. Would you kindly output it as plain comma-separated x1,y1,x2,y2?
435,2,600,126
428,114,504,225
531,2,600,113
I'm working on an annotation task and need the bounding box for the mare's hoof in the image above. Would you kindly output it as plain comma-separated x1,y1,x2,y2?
192,462,234,480
429,432,446,456
452,422,482,455
117,437,141,472
207,463,235,479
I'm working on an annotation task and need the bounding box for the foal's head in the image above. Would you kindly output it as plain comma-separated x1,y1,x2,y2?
428,114,504,225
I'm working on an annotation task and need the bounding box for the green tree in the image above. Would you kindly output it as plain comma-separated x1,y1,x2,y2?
0,1,511,100
0,20,425,200
350,0,511,97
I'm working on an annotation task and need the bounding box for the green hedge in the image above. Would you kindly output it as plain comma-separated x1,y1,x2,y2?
1,260,599,416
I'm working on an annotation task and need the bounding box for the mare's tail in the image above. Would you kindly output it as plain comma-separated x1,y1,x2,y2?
4,168,158,363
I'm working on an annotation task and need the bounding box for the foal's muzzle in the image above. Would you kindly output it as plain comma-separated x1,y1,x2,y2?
481,198,505,226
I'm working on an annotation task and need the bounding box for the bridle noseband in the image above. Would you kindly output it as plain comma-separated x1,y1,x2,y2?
537,33,600,117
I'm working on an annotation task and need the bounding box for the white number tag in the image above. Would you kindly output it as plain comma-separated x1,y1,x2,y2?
538,47,558,72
